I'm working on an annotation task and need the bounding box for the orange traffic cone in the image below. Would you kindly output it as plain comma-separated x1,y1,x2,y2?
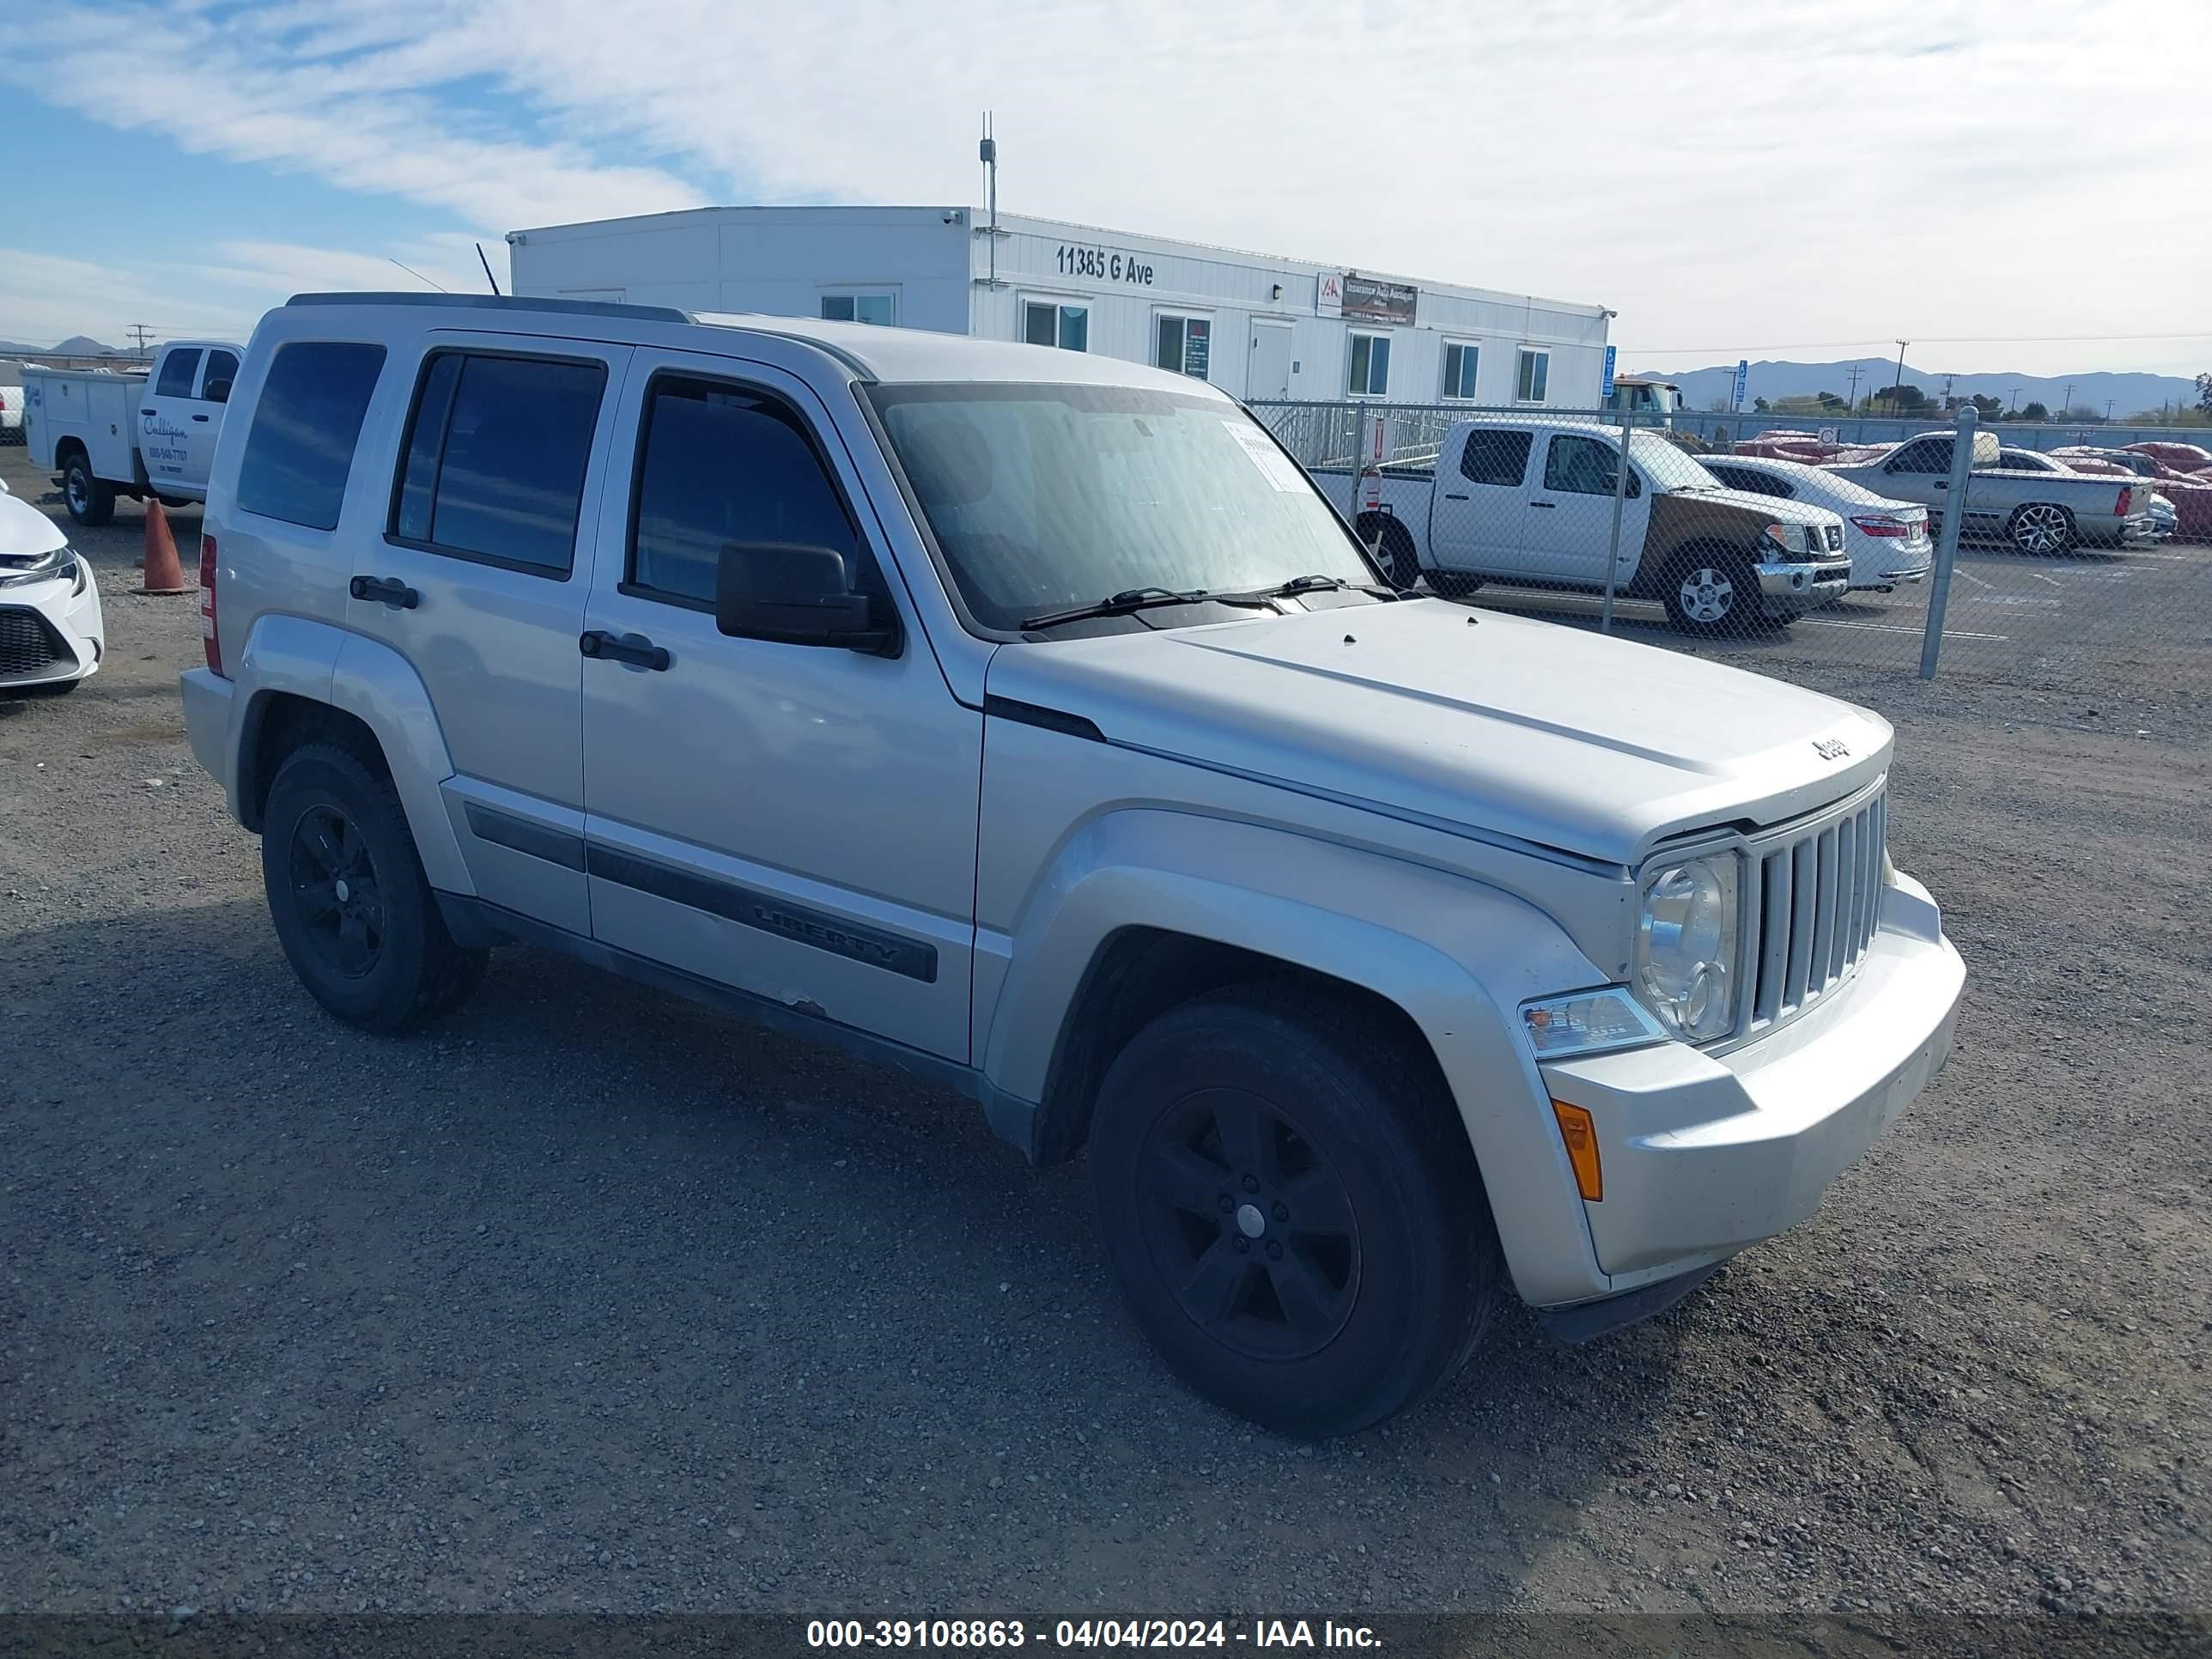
137,499,188,595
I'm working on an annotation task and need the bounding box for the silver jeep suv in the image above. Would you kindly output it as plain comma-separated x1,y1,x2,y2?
180,294,1964,1437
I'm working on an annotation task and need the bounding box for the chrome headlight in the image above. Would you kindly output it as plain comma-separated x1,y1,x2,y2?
1633,855,1741,1041
0,544,74,588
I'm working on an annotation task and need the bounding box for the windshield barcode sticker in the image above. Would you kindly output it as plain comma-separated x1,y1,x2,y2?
1222,420,1310,493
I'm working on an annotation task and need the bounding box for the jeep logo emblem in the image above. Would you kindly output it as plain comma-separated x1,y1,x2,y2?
1813,738,1851,761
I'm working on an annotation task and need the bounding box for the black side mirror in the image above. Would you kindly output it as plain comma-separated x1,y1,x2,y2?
714,542,896,654
203,378,232,404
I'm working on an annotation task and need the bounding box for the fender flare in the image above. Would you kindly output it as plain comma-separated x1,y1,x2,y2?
981,808,1615,1306
231,615,471,894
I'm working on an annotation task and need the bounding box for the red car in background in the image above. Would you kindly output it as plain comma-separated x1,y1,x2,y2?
2056,448,2212,542
2123,441,2212,477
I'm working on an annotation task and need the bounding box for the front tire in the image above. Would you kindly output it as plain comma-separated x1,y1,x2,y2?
2008,502,2074,556
1089,984,1500,1437
1361,515,1423,590
260,741,489,1033
1662,549,1765,637
62,453,114,527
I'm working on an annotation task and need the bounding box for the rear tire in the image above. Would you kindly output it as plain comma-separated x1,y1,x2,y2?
62,453,114,527
1361,515,1423,590
260,741,489,1033
2007,502,2074,556
1089,983,1501,1437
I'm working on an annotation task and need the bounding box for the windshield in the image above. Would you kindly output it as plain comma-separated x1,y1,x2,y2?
869,383,1376,632
1628,431,1721,491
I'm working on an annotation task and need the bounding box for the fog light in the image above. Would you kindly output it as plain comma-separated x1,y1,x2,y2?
1552,1101,1602,1201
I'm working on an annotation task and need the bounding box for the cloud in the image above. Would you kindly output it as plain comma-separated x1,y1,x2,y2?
4,0,2209,374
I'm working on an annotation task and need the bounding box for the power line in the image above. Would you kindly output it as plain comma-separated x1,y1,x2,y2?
1623,331,2212,356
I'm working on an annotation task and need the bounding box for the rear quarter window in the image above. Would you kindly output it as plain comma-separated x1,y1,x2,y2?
234,342,388,532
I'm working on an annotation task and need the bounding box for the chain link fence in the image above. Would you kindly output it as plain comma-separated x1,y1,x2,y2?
1252,398,2212,706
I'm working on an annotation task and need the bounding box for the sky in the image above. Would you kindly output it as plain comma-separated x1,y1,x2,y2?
2,0,2207,379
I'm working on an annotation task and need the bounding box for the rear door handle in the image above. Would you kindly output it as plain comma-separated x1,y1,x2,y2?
1932,482,1948,490
141,408,156,416
1443,492,1469,500
580,629,671,672
191,413,210,422
1528,501,1556,508
349,574,420,610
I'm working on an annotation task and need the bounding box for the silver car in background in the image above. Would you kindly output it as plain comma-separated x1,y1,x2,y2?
1702,453,1933,592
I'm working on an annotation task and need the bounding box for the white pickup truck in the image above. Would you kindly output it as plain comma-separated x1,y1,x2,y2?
24,340,244,526
1316,416,1850,635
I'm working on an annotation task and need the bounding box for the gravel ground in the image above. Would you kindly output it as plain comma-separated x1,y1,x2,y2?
3,444,2208,1621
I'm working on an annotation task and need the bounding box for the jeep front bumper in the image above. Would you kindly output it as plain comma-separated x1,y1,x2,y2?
1535,871,1963,1304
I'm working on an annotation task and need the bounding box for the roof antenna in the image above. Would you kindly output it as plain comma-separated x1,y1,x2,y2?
979,112,998,289
476,242,502,296
387,256,448,293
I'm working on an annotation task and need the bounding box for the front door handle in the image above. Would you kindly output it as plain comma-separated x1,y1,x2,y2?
349,574,420,610
1932,482,1948,490
1443,492,1469,500
1528,501,1557,508
141,408,156,417
580,629,671,672
191,413,210,422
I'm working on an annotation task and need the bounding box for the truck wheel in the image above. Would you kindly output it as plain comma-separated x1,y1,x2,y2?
62,453,115,527
1088,983,1501,1437
1360,516,1423,590
2007,502,2074,556
260,741,489,1033
1662,550,1761,637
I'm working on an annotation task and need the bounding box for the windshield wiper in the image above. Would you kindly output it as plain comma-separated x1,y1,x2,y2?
1020,586,1275,631
1212,573,1401,604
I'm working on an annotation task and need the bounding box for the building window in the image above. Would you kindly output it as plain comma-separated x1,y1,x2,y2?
821,293,895,325
1024,301,1089,351
1516,348,1550,403
1155,314,1212,379
1442,342,1479,400
1346,333,1391,398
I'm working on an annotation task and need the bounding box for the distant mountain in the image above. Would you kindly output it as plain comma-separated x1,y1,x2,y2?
1641,357,2200,418
0,335,126,357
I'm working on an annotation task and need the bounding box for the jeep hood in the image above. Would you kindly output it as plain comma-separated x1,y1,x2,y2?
985,601,1891,867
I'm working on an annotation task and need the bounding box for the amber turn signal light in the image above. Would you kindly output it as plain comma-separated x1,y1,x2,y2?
1551,1100,1602,1201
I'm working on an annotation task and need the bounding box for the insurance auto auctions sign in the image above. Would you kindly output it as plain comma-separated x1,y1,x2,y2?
1319,273,1417,325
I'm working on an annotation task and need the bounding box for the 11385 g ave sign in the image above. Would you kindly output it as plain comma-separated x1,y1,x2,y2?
1056,244,1156,284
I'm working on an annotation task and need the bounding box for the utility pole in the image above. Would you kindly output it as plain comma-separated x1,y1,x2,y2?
2008,386,2021,414
2104,398,2116,423
1845,362,1864,411
1891,340,1910,416
125,323,156,359
2061,381,2075,420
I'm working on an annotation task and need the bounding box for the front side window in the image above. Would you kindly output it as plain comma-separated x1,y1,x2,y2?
1155,315,1211,379
1545,434,1625,496
872,383,1374,633
1442,342,1479,399
234,340,386,532
1516,349,1550,403
821,293,895,325
155,349,203,398
1347,334,1391,397
628,375,862,607
201,349,240,400
1888,438,1949,475
1024,301,1088,351
390,351,606,574
1459,428,1533,487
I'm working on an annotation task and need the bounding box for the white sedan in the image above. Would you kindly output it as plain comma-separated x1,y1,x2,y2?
1701,453,1934,593
0,476,105,693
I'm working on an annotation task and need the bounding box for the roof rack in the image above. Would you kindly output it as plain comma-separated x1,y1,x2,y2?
284,291,694,324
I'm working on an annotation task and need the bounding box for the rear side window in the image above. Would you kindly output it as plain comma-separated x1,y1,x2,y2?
1713,465,1793,499
390,352,606,575
234,342,387,532
1459,428,1532,487
155,349,202,398
627,375,861,607
201,349,239,399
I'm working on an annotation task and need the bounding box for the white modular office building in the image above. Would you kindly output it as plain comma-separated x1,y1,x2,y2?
506,206,1612,407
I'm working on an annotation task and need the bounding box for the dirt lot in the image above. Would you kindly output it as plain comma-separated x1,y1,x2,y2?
3,442,2208,1621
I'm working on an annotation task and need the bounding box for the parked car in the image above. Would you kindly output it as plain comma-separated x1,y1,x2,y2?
178,292,1964,1437
23,339,245,526
1825,430,2154,554
2051,448,2212,541
2124,441,2212,476
1730,431,1844,462
0,474,105,694
1698,454,1934,592
0,383,23,444
1313,416,1850,635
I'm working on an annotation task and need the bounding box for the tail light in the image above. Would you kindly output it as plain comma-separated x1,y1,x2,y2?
199,535,223,677
2116,486,2132,516
1849,515,1910,538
